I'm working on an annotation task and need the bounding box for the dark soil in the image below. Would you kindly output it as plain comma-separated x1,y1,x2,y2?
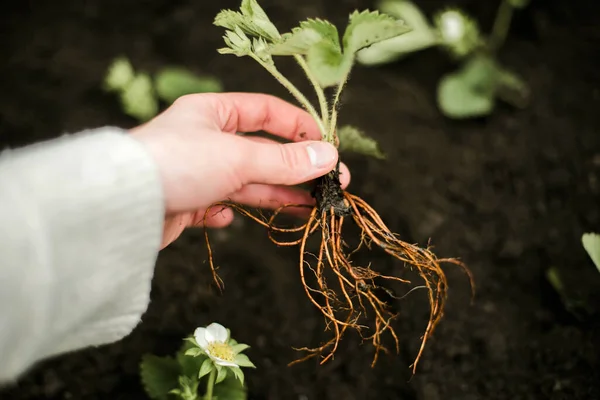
1,0,599,399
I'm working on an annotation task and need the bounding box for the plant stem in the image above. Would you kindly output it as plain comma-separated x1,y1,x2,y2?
204,369,216,400
293,54,330,129
489,0,514,52
249,53,328,139
326,72,351,145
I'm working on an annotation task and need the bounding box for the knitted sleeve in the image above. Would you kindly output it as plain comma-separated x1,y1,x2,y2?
0,127,164,384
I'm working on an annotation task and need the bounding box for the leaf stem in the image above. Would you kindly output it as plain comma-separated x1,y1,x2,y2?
204,369,216,400
293,54,330,129
249,53,328,139
489,0,515,52
326,72,351,145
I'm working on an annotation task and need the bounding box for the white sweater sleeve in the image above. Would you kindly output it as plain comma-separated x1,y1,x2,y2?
0,127,164,384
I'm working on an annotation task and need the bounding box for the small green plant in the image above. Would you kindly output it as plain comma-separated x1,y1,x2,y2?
357,0,530,119
104,57,223,122
204,0,472,373
140,323,253,400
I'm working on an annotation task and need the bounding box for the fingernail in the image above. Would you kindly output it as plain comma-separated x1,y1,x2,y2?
307,142,336,168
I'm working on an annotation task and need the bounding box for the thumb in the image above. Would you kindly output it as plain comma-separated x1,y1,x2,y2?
240,140,338,186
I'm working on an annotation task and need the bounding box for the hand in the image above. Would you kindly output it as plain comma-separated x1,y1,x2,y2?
130,92,351,248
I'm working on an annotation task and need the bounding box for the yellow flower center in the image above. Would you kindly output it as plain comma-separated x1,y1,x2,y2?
207,342,235,361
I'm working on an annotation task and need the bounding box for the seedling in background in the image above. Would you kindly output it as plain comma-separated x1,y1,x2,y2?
104,57,223,122
140,323,252,400
205,0,473,373
357,0,531,119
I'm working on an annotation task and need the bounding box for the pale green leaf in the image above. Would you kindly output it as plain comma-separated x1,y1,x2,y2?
269,18,340,56
437,55,499,119
213,0,279,41
139,355,180,400
154,68,223,103
357,0,438,65
342,10,411,54
213,374,247,400
184,347,204,358
582,233,600,273
198,358,214,379
104,57,135,92
337,125,385,159
215,366,228,384
234,353,256,368
268,27,324,55
183,337,200,347
220,27,253,57
231,343,250,354
120,73,159,122
306,41,352,88
230,366,245,385
239,0,280,40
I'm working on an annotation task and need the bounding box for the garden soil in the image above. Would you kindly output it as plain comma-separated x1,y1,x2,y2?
1,0,599,399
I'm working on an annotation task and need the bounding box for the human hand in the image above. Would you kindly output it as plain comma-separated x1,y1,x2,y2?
130,92,351,248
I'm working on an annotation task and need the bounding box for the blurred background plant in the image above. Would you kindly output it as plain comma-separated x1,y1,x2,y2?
103,57,223,122
357,0,531,119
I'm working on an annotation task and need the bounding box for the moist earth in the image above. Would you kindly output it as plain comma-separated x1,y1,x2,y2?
0,0,599,399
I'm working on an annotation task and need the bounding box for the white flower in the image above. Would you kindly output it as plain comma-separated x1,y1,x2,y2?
439,10,465,43
194,323,239,368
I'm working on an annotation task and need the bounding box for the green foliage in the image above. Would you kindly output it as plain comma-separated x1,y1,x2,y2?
582,233,600,273
357,0,438,64
437,55,498,119
140,355,181,400
337,125,385,159
357,0,530,119
215,0,406,149
155,68,223,103
103,57,223,122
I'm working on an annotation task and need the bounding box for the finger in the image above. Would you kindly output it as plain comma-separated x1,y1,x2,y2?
238,139,338,186
245,134,352,189
208,92,322,141
228,183,315,217
191,205,234,228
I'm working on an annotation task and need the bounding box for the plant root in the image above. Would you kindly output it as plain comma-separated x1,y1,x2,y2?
203,166,474,374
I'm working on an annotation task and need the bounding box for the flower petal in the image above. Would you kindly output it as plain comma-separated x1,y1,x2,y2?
194,327,209,349
212,356,239,368
206,322,228,343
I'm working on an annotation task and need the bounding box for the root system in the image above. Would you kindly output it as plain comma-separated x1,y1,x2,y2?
204,161,473,373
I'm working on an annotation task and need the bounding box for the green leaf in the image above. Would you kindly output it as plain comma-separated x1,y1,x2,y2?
215,366,228,384
231,343,250,354
154,68,223,103
437,55,499,119
230,366,245,385
119,73,159,122
184,347,204,358
218,27,253,57
198,358,214,379
582,233,600,273
239,0,280,40
104,57,135,92
357,0,438,65
140,355,181,400
306,41,352,88
342,9,411,54
213,0,279,41
213,374,247,400
177,342,207,378
337,125,385,159
234,353,256,368
268,27,325,55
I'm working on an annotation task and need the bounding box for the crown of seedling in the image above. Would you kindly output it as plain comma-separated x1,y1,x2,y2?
208,0,472,374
